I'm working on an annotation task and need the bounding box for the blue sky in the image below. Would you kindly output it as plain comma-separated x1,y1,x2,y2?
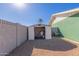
0,3,79,26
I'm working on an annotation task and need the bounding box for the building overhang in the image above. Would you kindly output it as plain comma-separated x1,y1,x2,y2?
49,8,79,25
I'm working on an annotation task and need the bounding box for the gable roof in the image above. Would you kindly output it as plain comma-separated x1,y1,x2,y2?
49,8,79,25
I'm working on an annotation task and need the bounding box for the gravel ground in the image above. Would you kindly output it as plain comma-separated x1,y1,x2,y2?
8,37,79,56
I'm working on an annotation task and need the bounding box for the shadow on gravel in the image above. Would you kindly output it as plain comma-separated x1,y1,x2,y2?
34,37,77,51
8,37,77,56
8,41,33,56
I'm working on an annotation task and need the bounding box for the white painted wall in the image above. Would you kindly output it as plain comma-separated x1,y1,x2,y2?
45,26,52,39
16,24,27,47
28,27,34,40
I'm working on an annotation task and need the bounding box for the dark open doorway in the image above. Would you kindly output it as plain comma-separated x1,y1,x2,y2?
34,27,45,39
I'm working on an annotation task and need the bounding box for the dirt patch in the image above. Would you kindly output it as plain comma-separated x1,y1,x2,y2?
8,37,79,56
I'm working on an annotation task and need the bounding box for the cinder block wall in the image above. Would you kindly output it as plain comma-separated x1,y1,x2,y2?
0,20,27,55
16,23,27,47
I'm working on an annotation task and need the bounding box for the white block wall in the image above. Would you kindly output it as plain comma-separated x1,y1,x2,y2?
0,20,27,55
0,21,5,56
16,24,27,47
2,23,16,56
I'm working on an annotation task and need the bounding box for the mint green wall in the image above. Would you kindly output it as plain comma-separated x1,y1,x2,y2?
53,13,79,42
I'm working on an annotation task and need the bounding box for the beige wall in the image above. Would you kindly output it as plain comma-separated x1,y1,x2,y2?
0,20,27,55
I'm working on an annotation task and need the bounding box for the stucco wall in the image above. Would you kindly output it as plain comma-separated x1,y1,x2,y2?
0,20,27,55
52,13,79,42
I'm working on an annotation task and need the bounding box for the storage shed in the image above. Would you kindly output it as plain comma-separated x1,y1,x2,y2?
28,24,52,40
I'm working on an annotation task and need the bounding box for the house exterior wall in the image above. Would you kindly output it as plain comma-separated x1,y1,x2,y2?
0,20,27,55
51,13,79,42
52,17,68,25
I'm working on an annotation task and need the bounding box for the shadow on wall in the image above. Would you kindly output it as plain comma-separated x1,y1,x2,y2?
8,37,77,56
52,27,64,37
7,41,34,56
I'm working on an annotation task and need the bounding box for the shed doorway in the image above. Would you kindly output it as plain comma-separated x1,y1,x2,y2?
34,27,45,39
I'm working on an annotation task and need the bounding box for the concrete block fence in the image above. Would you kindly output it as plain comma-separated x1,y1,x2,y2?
0,20,27,55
